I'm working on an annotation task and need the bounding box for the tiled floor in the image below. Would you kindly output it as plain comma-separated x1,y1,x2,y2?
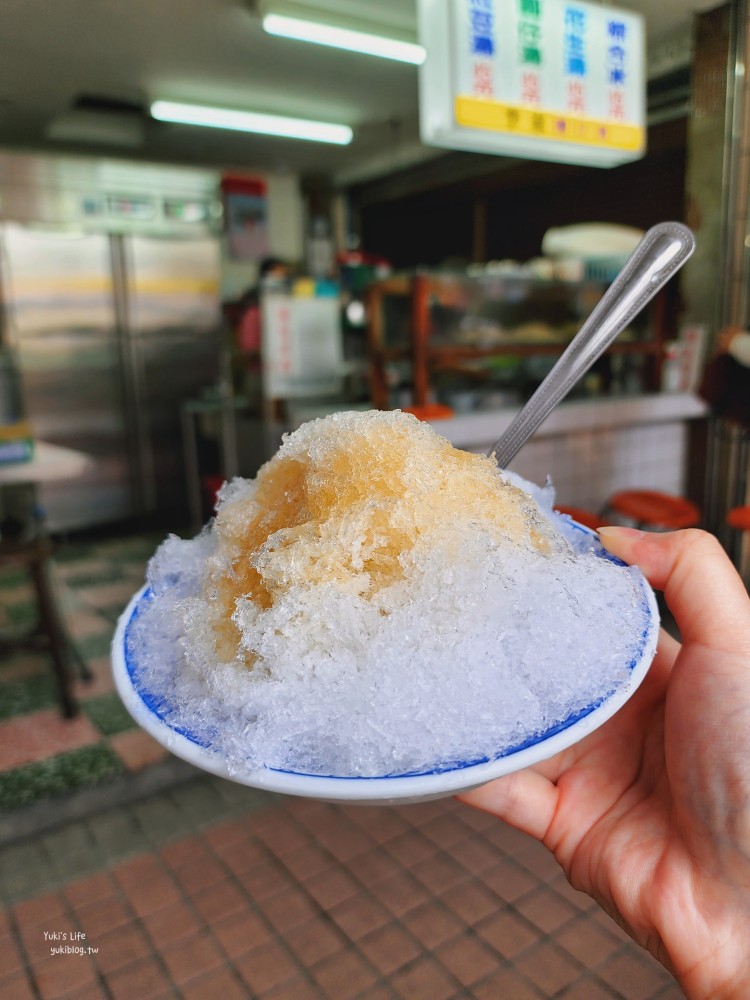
0,531,687,998
1,776,685,1000
0,533,170,812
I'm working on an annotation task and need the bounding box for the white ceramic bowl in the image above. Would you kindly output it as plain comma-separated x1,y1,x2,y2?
112,520,659,805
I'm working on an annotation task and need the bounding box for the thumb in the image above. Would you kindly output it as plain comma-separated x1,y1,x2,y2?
598,527,750,653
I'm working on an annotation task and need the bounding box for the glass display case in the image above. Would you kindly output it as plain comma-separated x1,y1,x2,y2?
366,271,667,412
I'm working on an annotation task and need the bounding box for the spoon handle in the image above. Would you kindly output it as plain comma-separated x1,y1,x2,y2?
488,221,696,468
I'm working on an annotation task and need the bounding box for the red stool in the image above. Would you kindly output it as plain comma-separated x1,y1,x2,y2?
727,505,750,531
553,505,607,531
402,404,455,421
605,490,701,530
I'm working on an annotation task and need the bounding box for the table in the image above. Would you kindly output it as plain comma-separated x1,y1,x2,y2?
0,441,93,486
181,396,244,533
0,441,94,717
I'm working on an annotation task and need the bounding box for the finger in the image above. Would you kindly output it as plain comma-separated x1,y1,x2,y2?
598,527,750,653
457,768,559,842
652,627,680,676
625,628,681,707
656,627,680,663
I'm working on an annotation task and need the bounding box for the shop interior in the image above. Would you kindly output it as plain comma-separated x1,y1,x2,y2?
1,2,749,999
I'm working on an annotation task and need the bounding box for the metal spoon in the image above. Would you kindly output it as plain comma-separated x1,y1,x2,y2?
489,222,696,468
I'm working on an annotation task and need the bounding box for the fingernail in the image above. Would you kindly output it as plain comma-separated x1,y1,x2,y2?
597,526,645,541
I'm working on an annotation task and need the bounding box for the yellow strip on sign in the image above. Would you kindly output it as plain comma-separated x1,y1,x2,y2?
455,96,644,152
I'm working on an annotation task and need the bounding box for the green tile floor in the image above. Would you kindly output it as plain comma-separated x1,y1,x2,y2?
0,772,275,905
0,531,178,822
0,746,125,814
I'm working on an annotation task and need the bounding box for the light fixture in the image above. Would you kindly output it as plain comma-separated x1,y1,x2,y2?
47,109,145,148
47,96,146,148
262,13,426,65
150,100,353,145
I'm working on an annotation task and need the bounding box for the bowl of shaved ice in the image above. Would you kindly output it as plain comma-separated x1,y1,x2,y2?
113,410,659,804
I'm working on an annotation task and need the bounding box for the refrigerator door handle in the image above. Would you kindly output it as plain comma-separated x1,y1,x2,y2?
110,234,156,515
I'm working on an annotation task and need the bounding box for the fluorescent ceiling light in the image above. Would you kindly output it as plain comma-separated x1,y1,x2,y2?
150,100,353,145
263,13,426,65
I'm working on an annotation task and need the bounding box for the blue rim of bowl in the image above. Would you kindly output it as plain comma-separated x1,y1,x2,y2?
119,516,656,782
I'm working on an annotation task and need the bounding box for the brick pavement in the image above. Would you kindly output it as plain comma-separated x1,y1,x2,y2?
0,776,685,1000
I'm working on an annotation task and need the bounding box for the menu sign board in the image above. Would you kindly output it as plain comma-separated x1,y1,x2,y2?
418,0,645,167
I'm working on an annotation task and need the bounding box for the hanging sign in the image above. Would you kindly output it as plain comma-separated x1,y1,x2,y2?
418,0,645,167
221,175,270,261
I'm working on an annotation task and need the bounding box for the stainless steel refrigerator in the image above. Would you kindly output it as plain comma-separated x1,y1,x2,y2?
1,222,222,531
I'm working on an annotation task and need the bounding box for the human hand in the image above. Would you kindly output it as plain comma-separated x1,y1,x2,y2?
458,527,750,998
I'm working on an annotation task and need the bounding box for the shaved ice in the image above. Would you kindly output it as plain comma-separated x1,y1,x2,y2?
127,410,653,777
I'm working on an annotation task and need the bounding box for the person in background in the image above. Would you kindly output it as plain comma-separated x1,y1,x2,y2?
460,525,750,998
699,324,750,427
717,324,750,366
235,256,290,355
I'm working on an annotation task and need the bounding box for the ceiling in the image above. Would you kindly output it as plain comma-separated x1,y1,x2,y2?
0,0,723,184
